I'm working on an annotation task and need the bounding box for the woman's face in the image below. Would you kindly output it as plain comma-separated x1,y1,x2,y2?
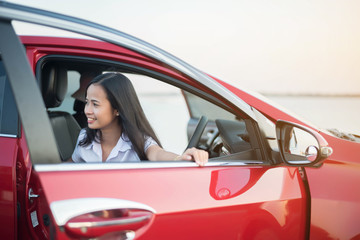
85,84,118,131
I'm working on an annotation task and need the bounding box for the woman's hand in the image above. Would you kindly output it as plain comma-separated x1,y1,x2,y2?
175,147,209,166
147,145,208,166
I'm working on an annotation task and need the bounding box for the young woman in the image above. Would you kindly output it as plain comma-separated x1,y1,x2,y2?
71,72,208,166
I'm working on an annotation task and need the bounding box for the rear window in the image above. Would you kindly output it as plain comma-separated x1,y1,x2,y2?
0,58,19,136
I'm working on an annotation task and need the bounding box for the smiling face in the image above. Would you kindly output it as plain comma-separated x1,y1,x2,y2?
85,84,119,131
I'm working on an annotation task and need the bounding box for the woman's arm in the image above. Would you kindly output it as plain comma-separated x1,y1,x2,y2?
146,145,208,166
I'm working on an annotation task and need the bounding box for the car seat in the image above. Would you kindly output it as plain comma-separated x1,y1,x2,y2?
42,65,81,161
73,99,87,128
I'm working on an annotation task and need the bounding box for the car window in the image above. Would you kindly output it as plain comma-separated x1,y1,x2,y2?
126,73,257,160
0,57,19,137
125,73,190,154
36,56,263,162
53,70,189,154
183,91,236,121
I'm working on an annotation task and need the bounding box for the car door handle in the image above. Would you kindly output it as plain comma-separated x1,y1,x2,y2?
66,213,151,229
64,209,152,239
50,198,156,239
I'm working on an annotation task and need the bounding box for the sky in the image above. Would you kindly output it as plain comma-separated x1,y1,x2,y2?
7,0,360,95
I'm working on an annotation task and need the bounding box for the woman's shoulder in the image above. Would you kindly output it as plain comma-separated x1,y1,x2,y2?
144,135,158,150
75,128,88,145
79,128,87,138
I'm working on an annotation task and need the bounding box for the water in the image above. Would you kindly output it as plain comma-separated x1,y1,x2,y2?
267,96,360,135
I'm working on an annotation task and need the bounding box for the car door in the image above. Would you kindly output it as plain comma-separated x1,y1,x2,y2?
1,3,309,239
0,56,19,240
31,163,309,240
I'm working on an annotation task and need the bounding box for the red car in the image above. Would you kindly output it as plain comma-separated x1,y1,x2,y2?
0,2,359,240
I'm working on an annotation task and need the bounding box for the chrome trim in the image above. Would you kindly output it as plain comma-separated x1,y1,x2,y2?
28,188,39,200
320,146,333,158
67,215,150,228
0,2,255,120
0,133,17,138
34,161,263,172
50,198,156,226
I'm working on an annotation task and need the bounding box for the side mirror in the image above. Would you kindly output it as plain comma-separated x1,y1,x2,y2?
276,120,333,167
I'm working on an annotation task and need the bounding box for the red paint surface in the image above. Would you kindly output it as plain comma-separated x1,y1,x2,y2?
0,137,18,240
35,166,307,239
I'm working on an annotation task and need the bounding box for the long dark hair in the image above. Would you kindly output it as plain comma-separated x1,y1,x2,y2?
79,72,162,160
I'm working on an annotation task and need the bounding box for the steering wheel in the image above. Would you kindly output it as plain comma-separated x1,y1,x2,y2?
186,116,208,150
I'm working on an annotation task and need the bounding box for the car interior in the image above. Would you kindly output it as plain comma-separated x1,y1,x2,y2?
37,57,267,163
41,64,81,161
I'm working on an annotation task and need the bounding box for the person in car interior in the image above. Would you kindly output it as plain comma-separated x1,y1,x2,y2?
72,71,100,102
70,72,208,166
71,71,101,128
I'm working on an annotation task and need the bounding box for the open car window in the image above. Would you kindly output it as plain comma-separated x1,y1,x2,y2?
49,69,190,154
38,55,267,163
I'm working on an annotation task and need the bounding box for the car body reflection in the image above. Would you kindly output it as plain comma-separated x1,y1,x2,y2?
210,168,265,200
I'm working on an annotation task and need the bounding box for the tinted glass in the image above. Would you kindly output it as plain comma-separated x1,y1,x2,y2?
0,58,19,136
183,91,235,121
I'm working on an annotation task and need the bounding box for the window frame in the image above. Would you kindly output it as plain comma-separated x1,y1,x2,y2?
0,20,60,164
36,54,271,165
36,54,237,115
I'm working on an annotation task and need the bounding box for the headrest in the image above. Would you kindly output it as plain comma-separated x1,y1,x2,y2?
73,99,85,112
42,65,68,108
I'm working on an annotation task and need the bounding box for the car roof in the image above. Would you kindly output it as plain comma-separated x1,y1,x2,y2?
0,1,255,120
